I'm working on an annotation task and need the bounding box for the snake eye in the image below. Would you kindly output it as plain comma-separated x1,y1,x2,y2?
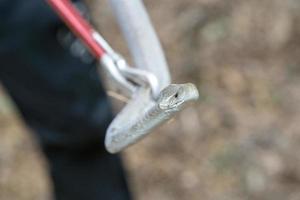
174,92,179,98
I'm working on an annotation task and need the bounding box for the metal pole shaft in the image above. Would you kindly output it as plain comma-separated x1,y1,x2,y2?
108,0,171,91
46,0,105,59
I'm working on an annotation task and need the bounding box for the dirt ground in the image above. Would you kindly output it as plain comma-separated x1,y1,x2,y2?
1,0,300,199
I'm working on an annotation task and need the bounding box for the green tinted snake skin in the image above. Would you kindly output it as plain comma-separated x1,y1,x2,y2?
105,83,199,153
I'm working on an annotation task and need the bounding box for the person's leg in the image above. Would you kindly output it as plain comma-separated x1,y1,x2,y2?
0,0,132,199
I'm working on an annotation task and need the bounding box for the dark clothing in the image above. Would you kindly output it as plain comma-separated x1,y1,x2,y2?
0,0,131,199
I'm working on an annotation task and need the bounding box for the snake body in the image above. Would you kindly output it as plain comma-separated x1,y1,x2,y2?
105,83,199,153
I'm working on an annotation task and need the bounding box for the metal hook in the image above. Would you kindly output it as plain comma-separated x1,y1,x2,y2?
93,32,160,99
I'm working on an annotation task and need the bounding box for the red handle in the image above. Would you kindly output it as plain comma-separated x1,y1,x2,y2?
47,0,105,59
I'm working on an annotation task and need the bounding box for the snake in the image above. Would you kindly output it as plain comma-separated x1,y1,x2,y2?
105,83,199,153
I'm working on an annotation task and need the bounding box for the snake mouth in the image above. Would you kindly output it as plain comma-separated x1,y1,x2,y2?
163,99,185,112
173,100,185,107
158,83,199,110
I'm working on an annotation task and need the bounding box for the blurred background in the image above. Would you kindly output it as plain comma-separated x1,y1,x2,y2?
1,0,300,199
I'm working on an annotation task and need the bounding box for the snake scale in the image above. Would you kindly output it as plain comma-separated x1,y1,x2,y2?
105,83,199,153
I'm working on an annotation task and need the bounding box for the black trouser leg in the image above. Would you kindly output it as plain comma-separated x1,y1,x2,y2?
44,143,131,200
0,0,132,199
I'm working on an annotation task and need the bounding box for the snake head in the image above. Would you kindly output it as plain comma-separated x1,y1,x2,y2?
157,83,199,111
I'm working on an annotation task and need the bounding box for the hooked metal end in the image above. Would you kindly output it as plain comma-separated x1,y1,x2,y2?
100,55,137,97
93,30,161,99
